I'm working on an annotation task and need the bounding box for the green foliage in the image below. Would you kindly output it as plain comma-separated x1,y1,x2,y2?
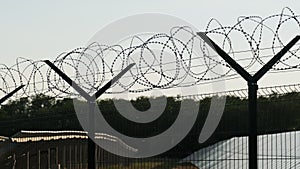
0,92,299,158
0,94,81,135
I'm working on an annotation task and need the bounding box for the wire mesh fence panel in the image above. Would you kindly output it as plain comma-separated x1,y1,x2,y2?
181,84,300,169
0,83,298,169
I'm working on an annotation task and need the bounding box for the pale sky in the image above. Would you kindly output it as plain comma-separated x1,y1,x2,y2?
1,0,299,65
0,0,300,94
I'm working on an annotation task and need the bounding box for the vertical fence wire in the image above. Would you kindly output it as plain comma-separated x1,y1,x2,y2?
0,83,299,168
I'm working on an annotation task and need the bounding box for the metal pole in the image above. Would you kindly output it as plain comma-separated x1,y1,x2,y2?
88,101,96,169
79,144,82,169
27,151,30,169
63,146,66,169
248,82,258,169
12,154,16,169
48,148,51,169
69,145,72,169
56,147,59,168
38,150,41,169
74,145,77,169
88,139,95,169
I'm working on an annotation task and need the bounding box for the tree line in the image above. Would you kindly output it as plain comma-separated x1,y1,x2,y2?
0,92,299,157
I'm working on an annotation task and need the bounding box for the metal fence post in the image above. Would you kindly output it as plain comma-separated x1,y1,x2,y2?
44,60,135,169
197,32,300,169
248,81,258,169
88,101,96,169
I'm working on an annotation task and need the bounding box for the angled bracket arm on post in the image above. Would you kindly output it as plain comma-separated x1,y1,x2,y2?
44,60,135,100
93,63,135,99
0,85,25,104
197,32,252,81
44,60,92,101
253,35,300,81
197,32,300,83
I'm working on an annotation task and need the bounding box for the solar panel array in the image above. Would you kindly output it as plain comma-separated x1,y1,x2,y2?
183,131,300,169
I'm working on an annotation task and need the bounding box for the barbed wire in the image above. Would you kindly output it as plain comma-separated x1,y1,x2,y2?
182,82,300,100
1,7,300,98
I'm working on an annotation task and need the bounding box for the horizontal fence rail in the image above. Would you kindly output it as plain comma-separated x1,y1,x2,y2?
0,83,299,169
